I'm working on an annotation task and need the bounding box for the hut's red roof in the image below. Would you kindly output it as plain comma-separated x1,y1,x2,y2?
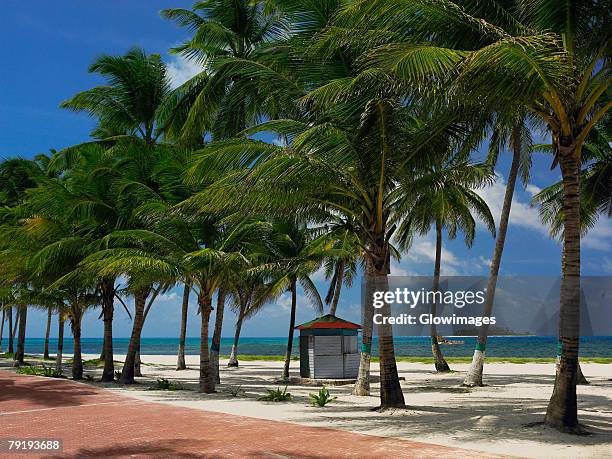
295,314,362,330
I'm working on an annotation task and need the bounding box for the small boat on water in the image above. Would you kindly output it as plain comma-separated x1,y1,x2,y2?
437,336,465,345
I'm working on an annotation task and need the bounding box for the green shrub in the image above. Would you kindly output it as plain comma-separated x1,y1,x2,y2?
114,370,122,381
16,364,64,378
258,386,292,402
225,385,246,397
149,377,187,391
309,386,336,407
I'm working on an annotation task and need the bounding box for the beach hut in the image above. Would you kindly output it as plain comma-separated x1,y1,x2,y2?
296,314,361,379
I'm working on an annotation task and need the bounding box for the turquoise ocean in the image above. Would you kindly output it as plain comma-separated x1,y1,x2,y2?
13,336,612,358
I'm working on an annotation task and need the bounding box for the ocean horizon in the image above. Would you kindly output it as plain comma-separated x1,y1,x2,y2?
7,336,612,358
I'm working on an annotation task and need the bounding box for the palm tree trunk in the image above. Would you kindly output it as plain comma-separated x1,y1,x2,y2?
282,276,297,380
99,335,105,361
71,309,83,380
44,307,52,360
0,309,5,353
463,126,521,387
353,261,375,396
228,309,245,367
431,220,450,372
8,306,15,354
55,314,64,374
329,260,345,316
100,279,115,382
373,268,405,408
176,283,190,370
14,305,27,366
134,350,142,377
120,290,148,384
545,149,582,433
199,288,215,393
210,289,226,384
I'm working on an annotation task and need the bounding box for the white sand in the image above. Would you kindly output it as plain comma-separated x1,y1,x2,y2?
62,354,612,459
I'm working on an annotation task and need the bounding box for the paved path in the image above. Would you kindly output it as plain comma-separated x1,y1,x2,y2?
0,371,497,458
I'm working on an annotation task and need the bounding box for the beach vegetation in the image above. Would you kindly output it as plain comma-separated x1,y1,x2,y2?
225,385,246,397
309,386,337,407
150,377,189,391
259,386,293,402
16,364,65,379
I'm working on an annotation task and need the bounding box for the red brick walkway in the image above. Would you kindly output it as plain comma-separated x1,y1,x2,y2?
0,371,497,458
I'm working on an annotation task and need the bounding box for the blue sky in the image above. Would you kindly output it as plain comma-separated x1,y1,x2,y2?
1,2,611,339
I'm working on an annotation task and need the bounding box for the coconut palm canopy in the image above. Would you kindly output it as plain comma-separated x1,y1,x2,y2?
0,0,610,433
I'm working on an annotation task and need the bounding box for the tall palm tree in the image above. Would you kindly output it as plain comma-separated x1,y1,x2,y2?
463,117,533,386
226,267,277,367
57,48,175,381
161,0,295,140
257,219,325,379
322,223,360,316
176,282,192,370
185,101,469,407
396,159,495,372
340,0,610,430
60,48,171,145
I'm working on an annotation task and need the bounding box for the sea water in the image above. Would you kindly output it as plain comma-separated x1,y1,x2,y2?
12,336,612,358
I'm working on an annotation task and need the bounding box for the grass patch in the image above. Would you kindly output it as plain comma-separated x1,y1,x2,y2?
16,364,65,378
148,377,189,391
259,386,293,402
223,355,298,361
309,386,337,407
225,385,246,397
65,358,123,367
225,355,612,364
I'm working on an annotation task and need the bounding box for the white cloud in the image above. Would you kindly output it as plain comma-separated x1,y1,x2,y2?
583,218,612,251
525,184,542,196
476,173,549,237
157,292,179,304
477,172,612,252
166,55,203,89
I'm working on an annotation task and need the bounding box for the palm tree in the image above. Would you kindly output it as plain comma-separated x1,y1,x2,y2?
257,219,325,379
532,121,611,385
322,223,360,316
395,159,496,372
463,118,533,386
57,48,174,381
161,0,295,140
226,268,276,367
176,282,191,370
186,101,466,407
60,48,171,145
347,0,610,430
43,306,52,360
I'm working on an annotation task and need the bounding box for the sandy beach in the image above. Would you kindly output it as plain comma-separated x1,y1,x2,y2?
27,354,607,459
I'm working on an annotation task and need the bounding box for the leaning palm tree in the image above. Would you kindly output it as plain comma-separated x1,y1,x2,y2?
463,116,534,386
226,267,277,367
256,219,325,380
395,158,496,372
322,222,360,316
176,282,192,370
184,101,470,407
